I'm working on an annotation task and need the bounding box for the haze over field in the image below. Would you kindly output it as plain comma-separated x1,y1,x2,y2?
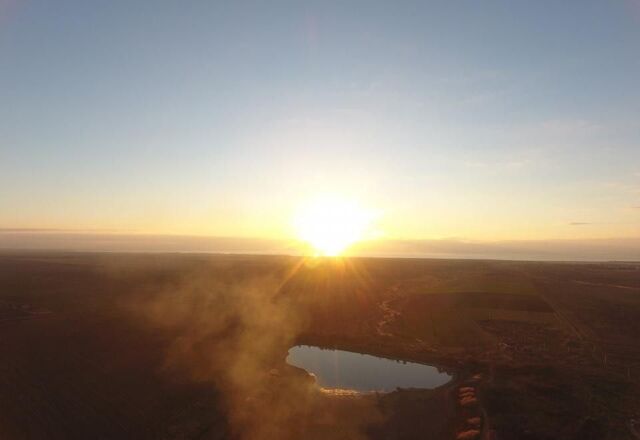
1,1,639,259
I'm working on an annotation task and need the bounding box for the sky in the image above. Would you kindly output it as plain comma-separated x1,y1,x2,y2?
1,0,640,256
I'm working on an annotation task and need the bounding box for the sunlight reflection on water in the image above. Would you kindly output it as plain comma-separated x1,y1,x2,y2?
286,345,451,393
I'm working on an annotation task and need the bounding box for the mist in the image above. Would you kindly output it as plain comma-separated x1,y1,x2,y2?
115,261,382,440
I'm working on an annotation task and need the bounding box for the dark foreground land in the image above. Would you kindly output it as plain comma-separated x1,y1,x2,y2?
0,252,638,439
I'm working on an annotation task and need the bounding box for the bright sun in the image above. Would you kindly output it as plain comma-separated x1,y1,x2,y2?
294,197,375,256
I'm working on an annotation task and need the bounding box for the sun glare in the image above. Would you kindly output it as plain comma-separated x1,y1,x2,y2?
294,197,375,256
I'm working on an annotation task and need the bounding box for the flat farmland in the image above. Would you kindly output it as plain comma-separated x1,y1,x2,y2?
0,253,638,439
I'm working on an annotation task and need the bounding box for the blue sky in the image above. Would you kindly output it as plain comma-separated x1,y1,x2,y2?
1,0,639,245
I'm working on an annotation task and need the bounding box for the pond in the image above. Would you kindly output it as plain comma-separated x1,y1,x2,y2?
286,345,451,393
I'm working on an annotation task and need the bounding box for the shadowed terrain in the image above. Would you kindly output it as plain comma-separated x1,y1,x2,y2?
0,252,638,439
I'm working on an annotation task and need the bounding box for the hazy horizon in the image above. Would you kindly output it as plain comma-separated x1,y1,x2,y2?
2,230,639,262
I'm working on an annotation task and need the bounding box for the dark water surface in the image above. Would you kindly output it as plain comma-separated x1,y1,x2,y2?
286,345,451,392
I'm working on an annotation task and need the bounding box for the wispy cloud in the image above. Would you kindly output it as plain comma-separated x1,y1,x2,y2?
568,222,593,226
464,159,530,170
602,181,640,195
0,228,128,233
540,118,602,137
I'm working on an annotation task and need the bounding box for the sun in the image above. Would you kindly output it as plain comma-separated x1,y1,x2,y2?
293,196,375,256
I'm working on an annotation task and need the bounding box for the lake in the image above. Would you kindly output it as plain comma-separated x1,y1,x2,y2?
286,345,451,393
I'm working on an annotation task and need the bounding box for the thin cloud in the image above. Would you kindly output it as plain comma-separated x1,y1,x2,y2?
352,237,640,261
464,159,530,170
540,118,602,136
0,228,128,233
568,222,593,226
602,181,640,195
